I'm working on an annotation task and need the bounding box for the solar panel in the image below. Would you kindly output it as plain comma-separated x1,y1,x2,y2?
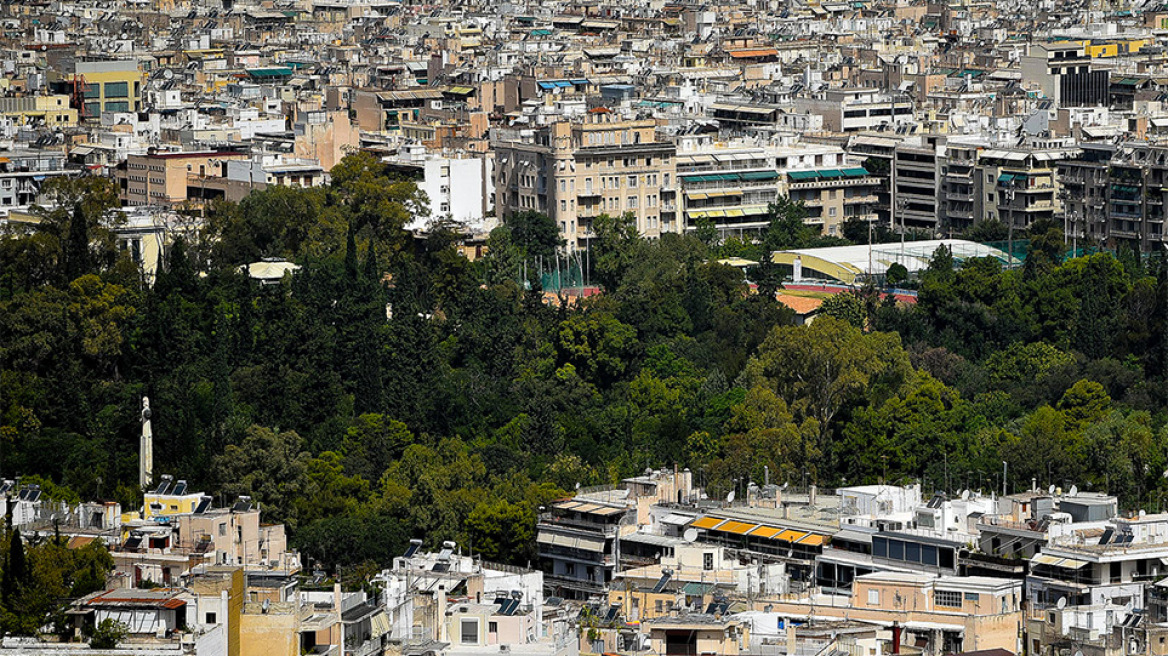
1099,528,1114,545
403,543,420,558
603,605,619,622
651,572,672,594
927,496,943,509
155,479,171,495
432,562,450,572
172,480,188,496
499,599,520,616
194,497,212,514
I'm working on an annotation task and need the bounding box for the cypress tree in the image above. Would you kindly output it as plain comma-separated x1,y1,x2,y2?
63,202,91,282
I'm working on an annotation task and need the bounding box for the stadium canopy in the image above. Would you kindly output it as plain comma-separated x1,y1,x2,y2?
770,239,1011,284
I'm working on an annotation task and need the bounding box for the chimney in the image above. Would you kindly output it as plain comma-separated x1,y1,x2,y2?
436,584,448,643
809,485,817,508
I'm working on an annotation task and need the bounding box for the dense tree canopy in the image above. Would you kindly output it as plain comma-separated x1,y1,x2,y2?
2,161,1168,597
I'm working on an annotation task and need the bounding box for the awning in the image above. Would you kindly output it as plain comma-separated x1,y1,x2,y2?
591,506,624,516
998,173,1016,183
686,192,709,200
537,532,605,552
788,170,819,180
797,534,828,547
776,530,807,543
661,514,694,526
706,189,743,198
716,521,758,535
371,612,391,639
691,516,724,530
749,526,783,538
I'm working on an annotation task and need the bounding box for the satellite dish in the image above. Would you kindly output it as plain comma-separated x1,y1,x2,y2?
1140,509,1147,518
683,528,698,543
1048,484,1056,494
960,489,970,500
1069,485,1079,496
1057,597,1067,610
727,490,736,504
781,482,789,490
1074,650,1084,656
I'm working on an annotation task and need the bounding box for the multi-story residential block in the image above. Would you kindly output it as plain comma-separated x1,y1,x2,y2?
50,59,144,119
494,115,678,249
115,148,251,207
793,87,914,132
1020,43,1110,108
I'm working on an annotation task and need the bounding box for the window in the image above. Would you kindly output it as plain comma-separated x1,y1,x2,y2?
561,200,566,212
703,553,714,570
206,612,217,624
628,175,638,188
934,590,962,608
867,590,880,606
440,203,449,213
104,81,129,98
461,619,478,645
219,523,227,536
627,196,637,209
489,622,498,634
655,600,663,612
104,101,130,113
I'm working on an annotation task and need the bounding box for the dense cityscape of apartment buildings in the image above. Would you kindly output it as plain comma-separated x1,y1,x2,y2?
1,0,1167,653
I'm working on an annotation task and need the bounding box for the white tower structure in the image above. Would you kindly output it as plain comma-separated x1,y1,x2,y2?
140,397,153,490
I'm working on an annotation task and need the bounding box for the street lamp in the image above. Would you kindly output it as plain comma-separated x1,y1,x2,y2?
1003,184,1017,268
896,196,908,258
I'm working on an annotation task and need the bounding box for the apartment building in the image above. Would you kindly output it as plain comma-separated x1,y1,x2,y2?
766,571,1023,655
50,59,144,119
785,167,881,236
939,142,983,234
893,140,942,232
116,148,251,206
1020,43,1110,108
793,87,914,132
978,146,1072,241
494,114,678,249
674,140,870,236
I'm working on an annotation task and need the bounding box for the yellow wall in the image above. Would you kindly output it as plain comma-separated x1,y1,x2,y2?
240,607,298,656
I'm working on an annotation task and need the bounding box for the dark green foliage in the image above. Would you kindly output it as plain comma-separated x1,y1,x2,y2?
3,156,1168,602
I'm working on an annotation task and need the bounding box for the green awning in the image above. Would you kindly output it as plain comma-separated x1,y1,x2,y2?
1113,184,1139,193
682,582,714,595
843,167,870,177
741,171,779,181
819,168,844,179
246,67,294,78
788,170,819,180
998,173,1016,183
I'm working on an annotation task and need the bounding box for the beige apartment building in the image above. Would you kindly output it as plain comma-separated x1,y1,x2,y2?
116,149,251,207
494,113,678,250
762,571,1022,655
